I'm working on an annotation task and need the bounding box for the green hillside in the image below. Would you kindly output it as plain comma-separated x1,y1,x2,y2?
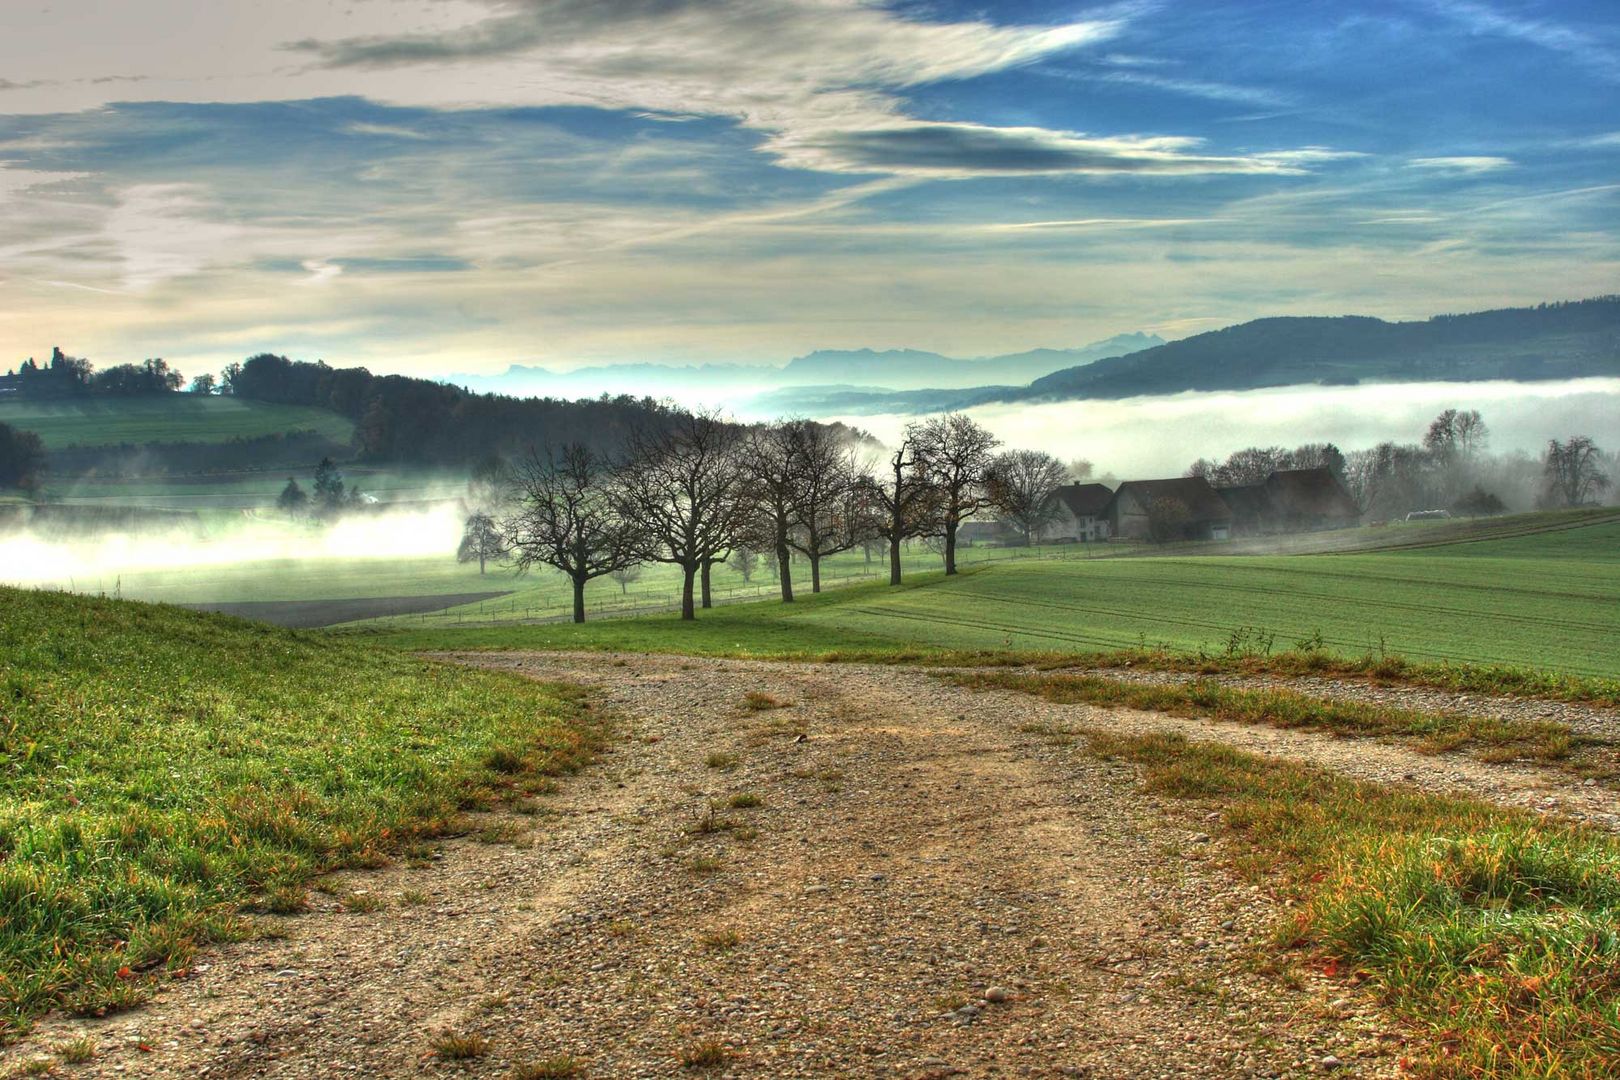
0,396,355,449
372,515,1620,677
0,588,595,1037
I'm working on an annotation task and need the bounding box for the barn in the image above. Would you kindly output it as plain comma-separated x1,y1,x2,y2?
1104,477,1234,542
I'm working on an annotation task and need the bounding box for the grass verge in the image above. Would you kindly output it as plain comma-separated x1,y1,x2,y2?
0,587,600,1040
1089,730,1620,1079
948,670,1594,768
1073,645,1620,709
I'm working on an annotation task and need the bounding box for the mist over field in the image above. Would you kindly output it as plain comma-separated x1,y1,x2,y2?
834,378,1620,481
0,504,464,592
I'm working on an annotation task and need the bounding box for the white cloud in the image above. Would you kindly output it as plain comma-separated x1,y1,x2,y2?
0,0,1355,182
1408,155,1515,174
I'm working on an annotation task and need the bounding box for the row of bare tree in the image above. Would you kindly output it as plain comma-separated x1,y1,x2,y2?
469,412,1072,622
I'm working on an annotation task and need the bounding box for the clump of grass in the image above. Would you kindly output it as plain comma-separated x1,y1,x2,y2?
705,751,740,771
726,792,762,809
473,822,525,845
742,691,789,711
263,883,310,914
676,1037,731,1068
0,587,600,1040
698,928,741,951
689,806,735,835
510,1057,584,1079
341,892,387,914
483,746,529,774
400,889,430,906
1089,729,1620,1079
953,670,1584,767
55,1037,95,1064
432,1031,492,1060
687,855,723,874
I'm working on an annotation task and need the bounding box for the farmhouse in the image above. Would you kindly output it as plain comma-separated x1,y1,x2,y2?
1215,468,1362,536
1104,477,1234,541
1263,468,1362,531
956,520,1012,546
1214,483,1279,536
1037,482,1114,542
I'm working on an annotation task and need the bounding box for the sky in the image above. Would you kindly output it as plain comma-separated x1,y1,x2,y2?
1,0,1617,379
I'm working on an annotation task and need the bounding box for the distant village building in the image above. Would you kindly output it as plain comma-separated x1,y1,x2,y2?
1037,483,1114,542
1215,468,1362,536
956,520,1012,546
1104,477,1234,541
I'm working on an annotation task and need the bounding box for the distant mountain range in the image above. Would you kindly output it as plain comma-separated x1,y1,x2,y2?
776,333,1164,389
447,332,1164,401
759,296,1620,415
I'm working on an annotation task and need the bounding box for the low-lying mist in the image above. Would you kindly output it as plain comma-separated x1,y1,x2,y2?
0,505,465,594
835,378,1620,481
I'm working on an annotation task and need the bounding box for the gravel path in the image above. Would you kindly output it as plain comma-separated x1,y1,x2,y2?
23,651,1592,1079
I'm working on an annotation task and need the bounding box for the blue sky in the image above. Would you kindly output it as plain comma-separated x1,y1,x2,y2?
0,0,1616,377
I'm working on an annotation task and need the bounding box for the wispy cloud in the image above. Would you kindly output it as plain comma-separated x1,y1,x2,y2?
1408,155,1515,173
1429,0,1620,81
769,123,1355,177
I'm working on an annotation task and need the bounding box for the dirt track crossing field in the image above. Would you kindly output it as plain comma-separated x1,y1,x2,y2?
16,652,1610,1078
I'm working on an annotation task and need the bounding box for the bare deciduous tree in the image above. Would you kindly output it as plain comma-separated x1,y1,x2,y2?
615,411,749,619
789,421,868,593
1540,436,1610,508
860,432,939,586
988,449,1068,546
502,444,642,623
912,413,998,575
610,562,642,595
740,420,805,602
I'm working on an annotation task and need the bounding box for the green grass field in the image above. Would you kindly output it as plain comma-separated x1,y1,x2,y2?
0,396,354,449
0,587,597,1038
364,513,1620,677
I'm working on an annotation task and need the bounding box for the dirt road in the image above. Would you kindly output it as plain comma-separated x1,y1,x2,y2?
18,652,1563,1078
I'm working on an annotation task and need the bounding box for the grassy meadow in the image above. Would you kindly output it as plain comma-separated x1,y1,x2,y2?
362,511,1620,678
0,396,354,450
0,587,599,1039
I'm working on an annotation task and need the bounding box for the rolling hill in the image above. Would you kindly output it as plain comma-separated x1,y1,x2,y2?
0,395,354,449
756,296,1620,415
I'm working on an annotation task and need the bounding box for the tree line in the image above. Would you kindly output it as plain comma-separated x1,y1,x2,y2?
2,348,187,397
1184,409,1611,518
464,412,1075,623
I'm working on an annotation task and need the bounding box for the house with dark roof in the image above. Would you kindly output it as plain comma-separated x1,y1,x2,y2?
1037,482,1114,542
1264,468,1361,531
1215,468,1361,535
956,519,1013,546
1215,483,1281,536
1104,477,1234,542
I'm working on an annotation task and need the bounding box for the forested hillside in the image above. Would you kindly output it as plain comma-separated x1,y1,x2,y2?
1009,296,1620,402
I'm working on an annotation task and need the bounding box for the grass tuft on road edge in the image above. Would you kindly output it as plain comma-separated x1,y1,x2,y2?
951,670,1592,768
0,587,600,1041
1089,731,1620,1078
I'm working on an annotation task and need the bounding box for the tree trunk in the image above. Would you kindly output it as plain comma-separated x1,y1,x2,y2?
571,576,586,624
810,553,822,593
889,537,902,585
681,565,696,620
944,523,958,575
479,553,486,575
700,561,713,609
777,542,794,603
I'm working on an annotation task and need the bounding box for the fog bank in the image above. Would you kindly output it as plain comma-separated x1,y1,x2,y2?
835,379,1620,478
0,505,464,591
